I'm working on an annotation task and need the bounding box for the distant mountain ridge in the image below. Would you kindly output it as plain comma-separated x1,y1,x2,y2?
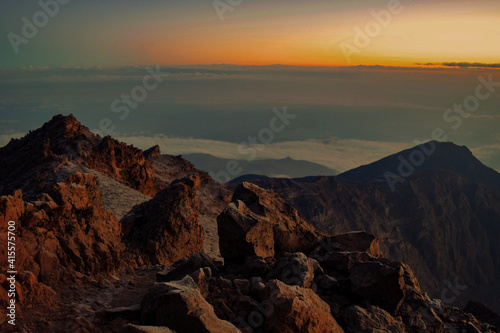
183,153,337,181
338,141,500,188
233,141,500,312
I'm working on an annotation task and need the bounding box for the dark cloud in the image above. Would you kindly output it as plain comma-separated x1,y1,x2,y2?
417,62,500,69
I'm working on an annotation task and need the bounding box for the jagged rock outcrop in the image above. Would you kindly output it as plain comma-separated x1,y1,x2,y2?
1,116,497,332
0,114,157,197
0,271,58,314
143,145,161,160
122,175,205,266
0,172,124,327
217,182,322,263
0,173,123,288
243,167,500,304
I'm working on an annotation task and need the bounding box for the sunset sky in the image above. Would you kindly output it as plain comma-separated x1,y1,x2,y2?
1,0,499,68
1,1,500,174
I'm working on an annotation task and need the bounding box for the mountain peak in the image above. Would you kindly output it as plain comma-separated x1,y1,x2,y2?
338,140,500,188
40,113,92,139
0,114,157,196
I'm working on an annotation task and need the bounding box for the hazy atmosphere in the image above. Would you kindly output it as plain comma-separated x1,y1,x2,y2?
1,66,500,172
1,0,500,173
2,0,500,332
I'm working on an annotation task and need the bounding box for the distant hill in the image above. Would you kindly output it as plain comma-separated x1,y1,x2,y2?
183,153,337,180
338,141,500,188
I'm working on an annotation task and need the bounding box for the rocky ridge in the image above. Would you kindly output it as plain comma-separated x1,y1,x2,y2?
0,115,497,332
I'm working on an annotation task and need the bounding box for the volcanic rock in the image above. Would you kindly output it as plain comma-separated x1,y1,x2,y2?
140,276,240,332
0,172,123,287
259,279,344,333
342,305,406,333
119,324,177,333
0,114,157,197
217,182,321,263
122,175,205,267
156,252,217,283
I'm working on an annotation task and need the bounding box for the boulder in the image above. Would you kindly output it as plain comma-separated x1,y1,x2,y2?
218,182,321,263
259,279,344,333
122,175,205,266
141,276,240,333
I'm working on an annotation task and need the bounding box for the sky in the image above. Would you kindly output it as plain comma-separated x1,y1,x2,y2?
0,0,499,68
0,1,500,173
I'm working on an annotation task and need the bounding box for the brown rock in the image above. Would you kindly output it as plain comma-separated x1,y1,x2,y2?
122,175,205,266
259,279,344,333
218,182,321,263
156,252,217,283
323,232,381,257
141,276,240,333
119,324,177,333
0,114,157,196
143,145,161,159
269,253,320,288
342,305,406,333
0,172,123,287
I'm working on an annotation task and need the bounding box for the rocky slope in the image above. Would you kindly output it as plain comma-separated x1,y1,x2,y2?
0,114,157,197
235,143,500,311
0,115,497,332
104,182,495,333
338,141,500,187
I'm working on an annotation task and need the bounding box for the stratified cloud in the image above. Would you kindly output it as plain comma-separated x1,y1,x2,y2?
115,135,410,173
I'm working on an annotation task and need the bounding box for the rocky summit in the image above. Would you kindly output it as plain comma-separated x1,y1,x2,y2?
0,115,498,332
